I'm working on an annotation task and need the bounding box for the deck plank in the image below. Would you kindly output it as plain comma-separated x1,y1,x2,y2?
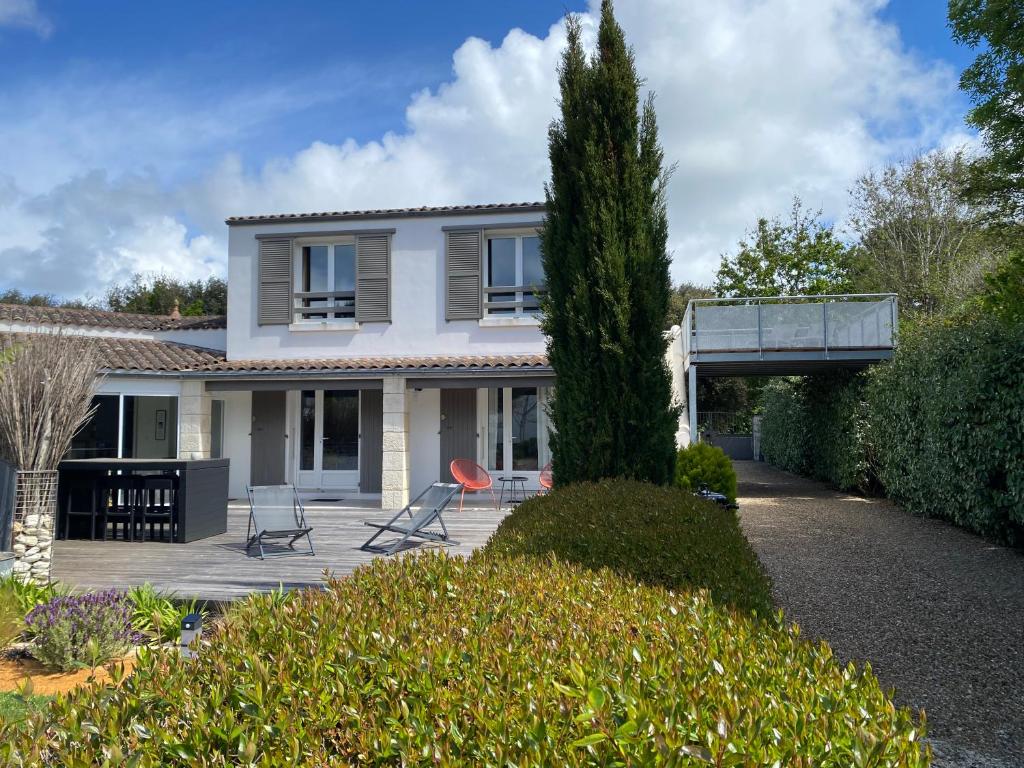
51,500,509,602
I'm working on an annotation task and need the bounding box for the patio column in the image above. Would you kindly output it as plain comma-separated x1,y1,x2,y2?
688,363,698,444
178,380,211,460
381,375,410,510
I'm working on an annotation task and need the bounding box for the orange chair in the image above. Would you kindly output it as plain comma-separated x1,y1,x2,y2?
538,462,554,495
449,459,497,513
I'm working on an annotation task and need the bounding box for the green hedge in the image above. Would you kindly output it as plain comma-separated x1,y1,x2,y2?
486,479,768,614
0,553,930,766
867,315,1024,541
759,372,875,494
673,442,738,502
760,315,1024,542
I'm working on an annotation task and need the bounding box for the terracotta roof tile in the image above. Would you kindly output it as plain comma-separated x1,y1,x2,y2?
0,332,549,376
226,201,546,225
0,303,226,331
202,354,549,373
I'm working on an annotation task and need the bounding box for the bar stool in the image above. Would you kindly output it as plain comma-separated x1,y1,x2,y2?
61,478,101,540
139,474,178,542
99,474,139,542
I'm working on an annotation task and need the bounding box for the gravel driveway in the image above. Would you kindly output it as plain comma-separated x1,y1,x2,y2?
736,461,1024,768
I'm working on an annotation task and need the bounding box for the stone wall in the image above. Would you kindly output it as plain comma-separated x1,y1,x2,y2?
381,375,410,510
9,471,58,584
178,379,212,460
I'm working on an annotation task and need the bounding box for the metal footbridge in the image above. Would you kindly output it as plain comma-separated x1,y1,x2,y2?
681,293,898,442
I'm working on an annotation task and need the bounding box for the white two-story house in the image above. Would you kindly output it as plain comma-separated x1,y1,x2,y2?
2,202,689,509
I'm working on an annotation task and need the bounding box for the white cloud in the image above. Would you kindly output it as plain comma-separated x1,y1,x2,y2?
0,0,51,37
0,0,969,298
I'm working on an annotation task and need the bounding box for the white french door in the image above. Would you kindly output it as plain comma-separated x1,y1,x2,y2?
486,387,550,479
296,390,359,490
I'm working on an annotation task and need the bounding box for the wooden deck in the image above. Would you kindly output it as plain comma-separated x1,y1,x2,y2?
51,499,509,602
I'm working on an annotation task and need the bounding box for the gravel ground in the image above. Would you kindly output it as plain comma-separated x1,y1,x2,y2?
735,461,1024,768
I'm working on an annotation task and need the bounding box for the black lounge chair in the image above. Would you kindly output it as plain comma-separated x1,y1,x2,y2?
245,485,314,559
361,482,462,555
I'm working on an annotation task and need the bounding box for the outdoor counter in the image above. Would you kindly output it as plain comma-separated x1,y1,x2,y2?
58,458,230,543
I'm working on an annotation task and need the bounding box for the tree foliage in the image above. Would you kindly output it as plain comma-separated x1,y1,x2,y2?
0,289,93,309
981,247,1024,324
848,149,1000,316
542,1,678,486
713,198,853,297
667,281,714,327
949,0,1024,219
105,273,227,316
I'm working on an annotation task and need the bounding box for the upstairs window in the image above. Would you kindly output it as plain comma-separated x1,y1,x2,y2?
484,232,544,316
296,242,356,321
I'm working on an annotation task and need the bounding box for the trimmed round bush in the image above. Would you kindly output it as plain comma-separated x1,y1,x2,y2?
487,478,768,614
0,553,930,766
674,442,738,503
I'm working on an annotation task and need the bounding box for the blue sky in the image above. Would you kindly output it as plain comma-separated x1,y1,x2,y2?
0,0,978,297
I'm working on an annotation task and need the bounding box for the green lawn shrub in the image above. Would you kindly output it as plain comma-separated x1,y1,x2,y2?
0,693,48,727
0,553,930,766
127,584,205,644
486,478,770,615
0,574,71,618
0,583,23,647
673,442,738,502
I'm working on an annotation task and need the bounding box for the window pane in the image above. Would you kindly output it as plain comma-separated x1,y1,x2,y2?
122,396,177,459
300,391,316,471
69,395,119,458
333,244,355,293
511,388,539,471
487,388,504,471
487,238,516,286
303,246,329,317
322,390,358,471
522,236,543,286
210,400,224,459
304,246,329,291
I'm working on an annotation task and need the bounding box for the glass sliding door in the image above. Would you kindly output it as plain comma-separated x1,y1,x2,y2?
510,388,539,471
486,387,551,479
295,389,360,489
68,395,119,458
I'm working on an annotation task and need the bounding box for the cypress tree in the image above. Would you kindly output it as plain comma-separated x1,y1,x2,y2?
541,0,678,486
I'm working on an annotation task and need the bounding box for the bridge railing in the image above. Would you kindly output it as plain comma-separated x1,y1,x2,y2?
687,294,898,356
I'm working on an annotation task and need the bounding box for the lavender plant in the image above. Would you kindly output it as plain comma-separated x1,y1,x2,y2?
25,590,141,671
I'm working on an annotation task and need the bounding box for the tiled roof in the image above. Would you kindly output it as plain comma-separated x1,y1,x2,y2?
0,333,224,372
0,332,549,376
0,303,226,331
201,354,549,374
226,201,546,225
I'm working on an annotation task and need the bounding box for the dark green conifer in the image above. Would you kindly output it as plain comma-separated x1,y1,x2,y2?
541,0,678,486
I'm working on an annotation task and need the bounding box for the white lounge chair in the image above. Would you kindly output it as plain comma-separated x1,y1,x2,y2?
245,485,314,559
361,482,462,555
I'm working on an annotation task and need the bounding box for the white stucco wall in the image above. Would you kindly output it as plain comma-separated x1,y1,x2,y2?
218,390,252,499
665,326,691,447
408,387,441,494
226,211,548,361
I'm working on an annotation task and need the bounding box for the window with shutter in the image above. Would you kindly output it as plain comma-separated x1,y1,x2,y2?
446,229,482,320
258,238,293,325
355,233,391,323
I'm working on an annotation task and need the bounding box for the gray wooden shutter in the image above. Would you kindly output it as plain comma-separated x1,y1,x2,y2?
355,233,391,323
258,238,293,325
445,229,482,320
